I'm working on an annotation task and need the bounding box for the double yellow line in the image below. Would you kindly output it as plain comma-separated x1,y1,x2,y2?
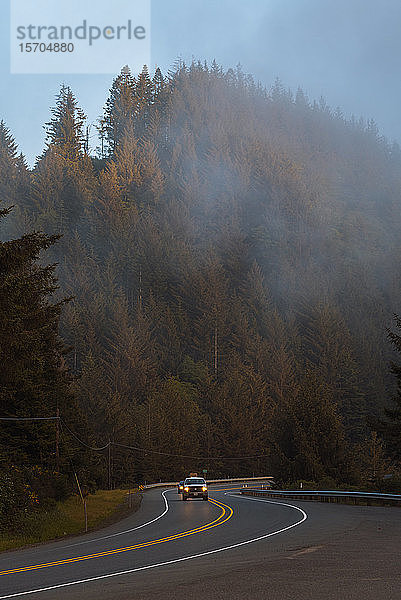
0,497,233,578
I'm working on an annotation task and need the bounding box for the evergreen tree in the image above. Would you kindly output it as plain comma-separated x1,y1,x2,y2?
271,371,351,482
0,121,19,206
0,208,72,467
104,65,136,154
0,122,32,240
33,85,95,233
133,65,153,139
44,85,86,159
376,315,401,461
296,300,365,440
5,61,401,486
356,431,392,485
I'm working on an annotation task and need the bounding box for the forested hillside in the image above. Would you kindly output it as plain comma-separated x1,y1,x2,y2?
2,61,401,490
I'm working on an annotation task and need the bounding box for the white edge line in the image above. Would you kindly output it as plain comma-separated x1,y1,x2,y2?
58,490,170,549
0,495,307,599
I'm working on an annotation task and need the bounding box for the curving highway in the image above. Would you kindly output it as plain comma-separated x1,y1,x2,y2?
0,484,400,599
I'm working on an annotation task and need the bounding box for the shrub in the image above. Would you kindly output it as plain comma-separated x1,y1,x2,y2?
0,465,71,531
0,467,36,531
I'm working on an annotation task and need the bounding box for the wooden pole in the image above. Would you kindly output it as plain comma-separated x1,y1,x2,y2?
214,326,218,376
55,406,60,472
74,471,88,532
74,471,84,501
108,440,111,490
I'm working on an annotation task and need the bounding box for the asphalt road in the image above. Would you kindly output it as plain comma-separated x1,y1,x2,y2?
1,484,401,599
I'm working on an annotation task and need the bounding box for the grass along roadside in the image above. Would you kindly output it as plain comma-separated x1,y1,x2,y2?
0,488,141,552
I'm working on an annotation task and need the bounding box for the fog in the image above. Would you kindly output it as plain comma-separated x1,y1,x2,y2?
1,0,401,164
2,0,401,498
154,0,401,139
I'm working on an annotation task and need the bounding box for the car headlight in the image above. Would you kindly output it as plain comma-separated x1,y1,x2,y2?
202,486,207,492
184,487,189,492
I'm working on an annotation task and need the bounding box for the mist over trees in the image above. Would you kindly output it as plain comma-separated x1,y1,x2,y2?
1,60,401,493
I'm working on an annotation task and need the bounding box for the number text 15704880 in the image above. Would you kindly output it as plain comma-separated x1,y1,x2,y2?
19,43,74,53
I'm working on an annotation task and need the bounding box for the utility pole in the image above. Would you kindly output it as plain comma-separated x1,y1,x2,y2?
85,125,90,153
108,439,112,490
138,265,143,311
214,326,218,377
148,400,151,447
207,417,211,476
74,471,87,532
55,406,60,472
372,433,377,479
97,118,106,159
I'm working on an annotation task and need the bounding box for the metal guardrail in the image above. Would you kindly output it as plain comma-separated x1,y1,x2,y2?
240,488,401,507
142,477,274,490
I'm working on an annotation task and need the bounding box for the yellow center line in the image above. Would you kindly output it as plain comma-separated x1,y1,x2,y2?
0,498,233,578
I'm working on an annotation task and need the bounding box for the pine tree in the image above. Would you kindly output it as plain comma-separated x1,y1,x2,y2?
104,65,136,154
133,65,153,139
271,371,351,482
152,67,170,110
141,377,204,481
376,315,401,461
148,67,171,155
296,300,365,440
0,121,19,206
0,208,72,467
33,85,95,233
44,85,86,159
0,123,33,240
6,61,401,487
209,359,272,477
356,431,392,485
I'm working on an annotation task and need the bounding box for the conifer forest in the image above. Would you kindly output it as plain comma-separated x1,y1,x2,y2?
2,62,401,525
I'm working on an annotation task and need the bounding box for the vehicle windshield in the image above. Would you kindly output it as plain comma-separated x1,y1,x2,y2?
185,478,205,484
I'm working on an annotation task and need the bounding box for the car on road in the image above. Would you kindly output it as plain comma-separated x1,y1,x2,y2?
182,477,208,501
177,480,184,493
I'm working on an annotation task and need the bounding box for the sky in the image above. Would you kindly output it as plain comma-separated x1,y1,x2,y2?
1,0,401,165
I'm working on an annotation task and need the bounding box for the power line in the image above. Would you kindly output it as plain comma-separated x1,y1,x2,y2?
60,419,111,452
0,415,111,452
113,441,265,461
1,415,266,461
0,416,59,421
